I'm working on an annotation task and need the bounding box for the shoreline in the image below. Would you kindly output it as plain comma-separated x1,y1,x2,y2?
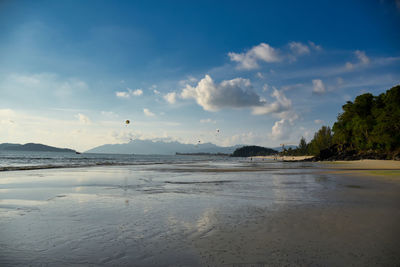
252,155,315,161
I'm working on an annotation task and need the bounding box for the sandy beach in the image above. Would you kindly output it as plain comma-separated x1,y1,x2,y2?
1,159,399,266
253,155,315,161
322,159,400,169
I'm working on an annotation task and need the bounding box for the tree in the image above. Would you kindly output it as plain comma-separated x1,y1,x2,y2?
332,85,400,153
298,137,308,155
309,126,333,155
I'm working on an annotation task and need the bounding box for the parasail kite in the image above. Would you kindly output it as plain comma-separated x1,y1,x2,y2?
125,120,130,126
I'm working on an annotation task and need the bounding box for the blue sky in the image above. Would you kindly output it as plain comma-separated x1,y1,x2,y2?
1,0,400,151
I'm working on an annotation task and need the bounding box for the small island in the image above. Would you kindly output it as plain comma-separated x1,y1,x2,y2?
231,146,278,157
0,143,77,153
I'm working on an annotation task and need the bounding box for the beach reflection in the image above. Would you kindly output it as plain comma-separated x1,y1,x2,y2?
1,160,389,266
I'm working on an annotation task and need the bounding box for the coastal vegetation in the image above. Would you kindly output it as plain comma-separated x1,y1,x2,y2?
284,85,400,160
232,146,278,157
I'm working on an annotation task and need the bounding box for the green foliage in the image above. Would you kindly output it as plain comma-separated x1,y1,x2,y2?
289,85,400,157
232,146,278,157
298,137,308,155
308,126,333,155
332,85,400,152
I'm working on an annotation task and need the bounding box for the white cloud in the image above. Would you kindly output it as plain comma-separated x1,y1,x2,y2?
270,119,291,140
116,91,130,98
143,108,155,117
262,84,269,91
200,118,216,124
314,119,324,124
344,50,370,71
289,42,310,55
181,75,263,111
75,113,91,124
153,89,161,95
256,72,264,79
312,79,326,94
269,112,298,141
252,89,291,115
228,43,280,70
164,92,177,104
115,88,143,98
132,89,143,96
355,50,370,65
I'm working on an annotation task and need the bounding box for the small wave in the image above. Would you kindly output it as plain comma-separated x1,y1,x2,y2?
164,180,233,185
0,162,136,172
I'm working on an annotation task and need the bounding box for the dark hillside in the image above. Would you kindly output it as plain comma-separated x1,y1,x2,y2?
232,146,278,157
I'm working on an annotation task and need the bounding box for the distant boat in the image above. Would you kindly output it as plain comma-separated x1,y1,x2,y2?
75,151,81,154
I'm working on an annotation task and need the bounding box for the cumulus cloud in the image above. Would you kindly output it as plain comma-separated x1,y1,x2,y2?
143,108,155,117
228,43,280,70
75,113,91,124
289,42,310,55
115,88,143,98
312,79,326,94
252,88,291,115
181,75,263,111
270,119,291,140
164,92,177,104
269,112,299,141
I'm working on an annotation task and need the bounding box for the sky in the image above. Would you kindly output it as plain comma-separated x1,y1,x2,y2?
1,0,400,151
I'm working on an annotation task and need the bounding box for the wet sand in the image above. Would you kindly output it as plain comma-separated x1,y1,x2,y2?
0,160,399,266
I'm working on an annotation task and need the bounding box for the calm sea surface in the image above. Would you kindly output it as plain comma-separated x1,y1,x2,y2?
0,151,233,170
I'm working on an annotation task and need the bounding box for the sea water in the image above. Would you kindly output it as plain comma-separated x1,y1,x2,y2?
0,150,232,170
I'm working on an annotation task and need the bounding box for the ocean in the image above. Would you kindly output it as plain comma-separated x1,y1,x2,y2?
0,151,233,171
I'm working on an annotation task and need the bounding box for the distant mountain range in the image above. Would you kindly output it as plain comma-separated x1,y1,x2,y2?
85,139,242,155
0,143,76,153
85,139,289,155
0,141,294,155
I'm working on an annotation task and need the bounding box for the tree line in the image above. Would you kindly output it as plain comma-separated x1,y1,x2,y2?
284,85,400,159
